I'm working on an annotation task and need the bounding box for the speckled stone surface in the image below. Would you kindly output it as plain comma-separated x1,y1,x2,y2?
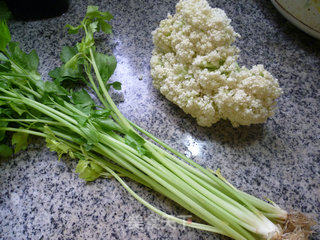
0,0,319,239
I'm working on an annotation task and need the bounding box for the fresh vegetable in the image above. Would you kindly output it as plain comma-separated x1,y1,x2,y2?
151,0,283,127
0,5,313,240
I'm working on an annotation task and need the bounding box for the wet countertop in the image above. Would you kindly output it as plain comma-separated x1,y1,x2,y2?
0,0,319,239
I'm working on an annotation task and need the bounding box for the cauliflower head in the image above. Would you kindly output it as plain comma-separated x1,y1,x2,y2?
150,0,282,127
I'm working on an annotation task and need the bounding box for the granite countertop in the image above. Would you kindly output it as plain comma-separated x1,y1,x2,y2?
0,0,319,239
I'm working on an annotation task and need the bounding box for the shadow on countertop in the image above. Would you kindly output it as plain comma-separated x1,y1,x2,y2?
159,97,266,148
255,1,320,53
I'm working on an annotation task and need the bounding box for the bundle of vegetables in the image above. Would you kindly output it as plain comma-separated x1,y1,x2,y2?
0,6,313,240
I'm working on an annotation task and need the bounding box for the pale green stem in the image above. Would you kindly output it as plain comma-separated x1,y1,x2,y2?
0,127,46,138
89,47,131,131
101,164,227,235
96,139,247,240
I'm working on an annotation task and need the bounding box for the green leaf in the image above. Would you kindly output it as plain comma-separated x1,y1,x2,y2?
12,131,29,153
74,103,92,115
85,6,113,34
76,34,94,54
50,46,86,87
98,118,122,132
86,5,99,17
0,144,12,158
106,81,121,91
65,24,82,34
49,65,85,87
86,6,113,21
91,109,111,118
99,20,112,34
27,50,39,71
91,161,104,174
48,81,69,96
8,42,39,73
0,20,11,51
89,21,98,34
50,66,80,80
44,126,76,160
93,51,116,83
34,77,45,92
65,53,81,70
7,41,17,55
75,159,104,181
46,137,75,160
48,67,61,79
44,81,68,96
72,89,94,105
125,130,149,156
71,90,95,115
60,46,78,63
127,130,145,145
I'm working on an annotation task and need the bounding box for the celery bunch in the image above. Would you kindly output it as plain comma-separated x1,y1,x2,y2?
0,6,313,240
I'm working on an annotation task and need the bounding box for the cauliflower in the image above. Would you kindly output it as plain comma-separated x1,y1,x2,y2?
150,0,283,127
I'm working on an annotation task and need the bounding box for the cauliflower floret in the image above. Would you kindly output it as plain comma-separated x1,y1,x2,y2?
214,65,283,126
151,0,282,127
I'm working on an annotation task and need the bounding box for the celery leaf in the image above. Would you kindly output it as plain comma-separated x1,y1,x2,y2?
12,131,29,153
0,20,10,51
0,144,12,158
60,46,78,63
93,51,116,83
75,159,104,181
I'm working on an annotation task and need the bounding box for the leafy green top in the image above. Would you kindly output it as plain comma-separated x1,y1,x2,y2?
0,6,151,180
